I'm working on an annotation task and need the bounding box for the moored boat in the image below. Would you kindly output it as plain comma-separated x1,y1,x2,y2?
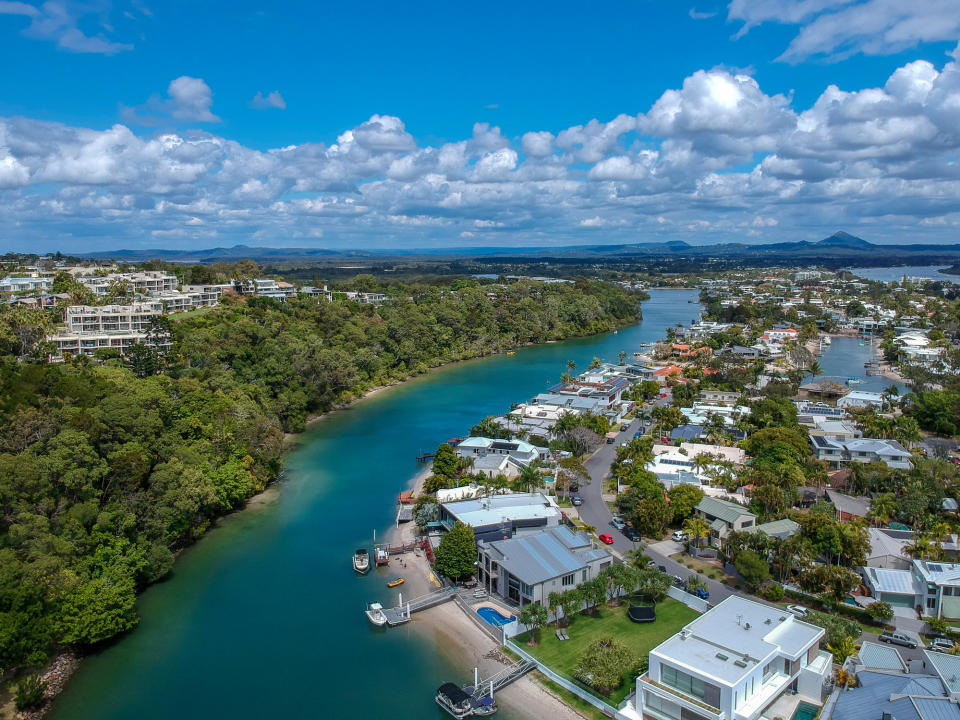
436,683,474,719
365,602,387,627
374,547,389,566
387,577,405,588
352,548,370,574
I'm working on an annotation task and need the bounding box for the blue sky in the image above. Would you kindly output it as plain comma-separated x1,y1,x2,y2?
1,0,959,251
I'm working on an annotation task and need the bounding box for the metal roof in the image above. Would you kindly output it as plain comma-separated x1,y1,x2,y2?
832,672,957,720
857,641,907,671
697,496,755,525
482,526,610,585
865,566,916,595
924,650,960,695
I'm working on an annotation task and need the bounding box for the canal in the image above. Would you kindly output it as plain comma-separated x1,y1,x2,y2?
50,289,703,720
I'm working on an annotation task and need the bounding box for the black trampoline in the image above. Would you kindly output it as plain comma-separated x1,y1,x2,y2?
628,605,656,623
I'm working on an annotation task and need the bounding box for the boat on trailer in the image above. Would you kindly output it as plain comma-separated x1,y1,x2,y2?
365,602,387,627
352,548,370,574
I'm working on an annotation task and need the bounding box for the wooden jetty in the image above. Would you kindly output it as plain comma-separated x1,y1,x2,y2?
416,451,435,462
377,587,456,627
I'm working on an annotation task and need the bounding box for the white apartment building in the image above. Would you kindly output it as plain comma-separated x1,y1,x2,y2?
79,271,177,297
630,597,831,720
182,283,233,307
48,302,168,359
0,275,53,293
65,302,163,333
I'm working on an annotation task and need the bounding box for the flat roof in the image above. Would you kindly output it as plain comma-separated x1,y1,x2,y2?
442,492,560,528
652,596,822,686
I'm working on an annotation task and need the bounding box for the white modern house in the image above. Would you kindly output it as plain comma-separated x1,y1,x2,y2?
629,597,831,720
0,275,53,293
837,391,885,410
862,560,960,618
455,437,549,465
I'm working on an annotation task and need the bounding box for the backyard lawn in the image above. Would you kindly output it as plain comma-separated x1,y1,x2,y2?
518,597,699,706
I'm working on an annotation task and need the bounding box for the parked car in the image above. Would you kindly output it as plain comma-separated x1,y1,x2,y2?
633,430,644,439
647,560,657,569
660,393,667,398
785,604,809,618
672,530,688,542
930,637,955,653
568,483,580,493
623,527,641,541
879,631,918,649
658,565,667,573
620,424,630,432
611,517,626,530
686,582,709,599
598,534,615,545
672,575,684,587
571,496,583,506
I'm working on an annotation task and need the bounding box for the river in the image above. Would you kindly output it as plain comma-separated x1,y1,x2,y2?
815,336,906,396
49,289,703,720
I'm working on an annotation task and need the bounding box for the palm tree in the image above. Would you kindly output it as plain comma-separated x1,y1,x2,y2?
518,462,545,493
882,385,900,412
870,493,896,527
589,357,602,370
683,516,710,550
618,351,627,365
807,361,823,380
518,602,549,646
905,534,933,560
566,359,577,375
547,591,564,628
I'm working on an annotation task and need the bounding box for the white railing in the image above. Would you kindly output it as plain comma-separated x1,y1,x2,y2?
667,585,710,612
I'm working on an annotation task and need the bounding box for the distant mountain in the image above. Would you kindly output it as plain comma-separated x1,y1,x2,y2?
82,232,960,268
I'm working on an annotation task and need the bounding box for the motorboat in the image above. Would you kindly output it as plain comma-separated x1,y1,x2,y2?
387,577,405,588
353,548,370,574
823,336,831,345
365,602,388,627
374,547,389,567
846,377,863,385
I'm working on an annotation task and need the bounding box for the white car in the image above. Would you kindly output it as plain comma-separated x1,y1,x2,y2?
672,530,688,542
929,638,955,653
785,604,809,618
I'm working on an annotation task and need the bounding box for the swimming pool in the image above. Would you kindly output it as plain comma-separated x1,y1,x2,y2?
791,701,820,720
477,606,516,626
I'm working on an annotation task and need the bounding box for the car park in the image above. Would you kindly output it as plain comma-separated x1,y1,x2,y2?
598,534,614,545
879,631,918,648
785,604,809,618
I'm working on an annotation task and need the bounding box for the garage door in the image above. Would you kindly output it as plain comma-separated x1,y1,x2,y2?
880,592,915,608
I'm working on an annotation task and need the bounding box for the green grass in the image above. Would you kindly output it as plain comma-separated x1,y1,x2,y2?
518,598,699,706
168,306,217,322
530,673,611,720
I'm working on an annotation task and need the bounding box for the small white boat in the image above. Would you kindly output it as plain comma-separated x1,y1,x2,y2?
365,602,388,627
353,548,370,574
823,336,831,345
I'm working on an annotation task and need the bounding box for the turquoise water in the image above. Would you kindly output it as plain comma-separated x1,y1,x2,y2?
49,289,702,720
815,336,906,395
792,701,820,720
477,607,516,627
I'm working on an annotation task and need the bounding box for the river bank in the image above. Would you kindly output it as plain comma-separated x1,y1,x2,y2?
47,289,699,720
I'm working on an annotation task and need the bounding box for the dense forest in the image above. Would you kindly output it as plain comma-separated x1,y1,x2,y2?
0,275,644,672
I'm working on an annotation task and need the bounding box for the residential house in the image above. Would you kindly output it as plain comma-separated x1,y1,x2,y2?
455,437,549,466
0,275,53,293
630,596,831,720
862,560,960,618
696,496,757,542
475,525,613,606
826,490,871,522
837,391,885,410
830,670,960,720
811,437,913,470
743,519,800,540
866,528,913,570
699,390,742,406
438,492,562,542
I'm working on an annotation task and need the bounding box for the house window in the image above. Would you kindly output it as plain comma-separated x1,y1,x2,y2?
661,665,705,701
741,520,754,528
645,693,681,720
562,573,575,586
928,598,937,609
582,570,588,582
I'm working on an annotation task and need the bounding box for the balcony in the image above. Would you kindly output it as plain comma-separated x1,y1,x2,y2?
638,675,724,720
733,673,789,720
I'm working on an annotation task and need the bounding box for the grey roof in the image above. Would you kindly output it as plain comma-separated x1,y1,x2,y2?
482,526,610,585
827,490,871,518
864,566,916,595
857,641,907,671
744,519,800,539
671,424,704,441
867,528,910,561
832,671,956,720
697,496,756,525
925,650,960,695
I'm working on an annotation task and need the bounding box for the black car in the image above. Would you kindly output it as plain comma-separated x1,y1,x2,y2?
622,527,641,541
620,424,629,432
657,565,666,573
568,483,580,493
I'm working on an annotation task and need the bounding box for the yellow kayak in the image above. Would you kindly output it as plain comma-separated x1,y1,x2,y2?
387,578,405,588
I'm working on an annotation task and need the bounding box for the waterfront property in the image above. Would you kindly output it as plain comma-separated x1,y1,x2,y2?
475,525,613,605
438,492,562,542
455,436,549,466
520,598,700,706
629,596,831,720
